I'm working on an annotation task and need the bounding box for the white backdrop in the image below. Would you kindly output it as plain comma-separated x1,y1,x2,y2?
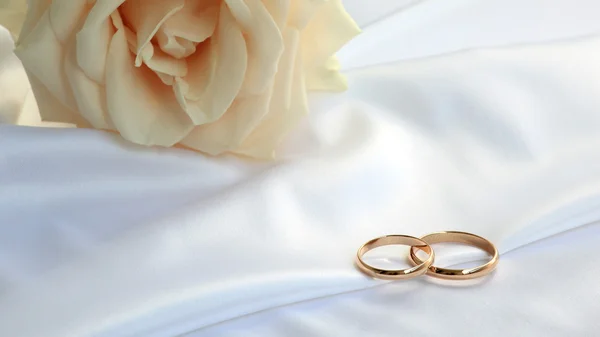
1,0,600,336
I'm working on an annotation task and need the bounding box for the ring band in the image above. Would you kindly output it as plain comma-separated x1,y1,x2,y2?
409,231,499,280
356,235,435,280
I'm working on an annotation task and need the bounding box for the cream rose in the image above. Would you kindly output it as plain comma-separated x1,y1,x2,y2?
15,0,359,158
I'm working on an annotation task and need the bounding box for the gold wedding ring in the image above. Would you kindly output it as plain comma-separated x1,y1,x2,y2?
409,231,499,280
356,235,435,280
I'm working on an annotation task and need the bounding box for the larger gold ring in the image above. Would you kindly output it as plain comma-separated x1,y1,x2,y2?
409,231,499,280
356,235,435,280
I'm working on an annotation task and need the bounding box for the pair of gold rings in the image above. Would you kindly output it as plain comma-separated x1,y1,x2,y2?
356,231,499,280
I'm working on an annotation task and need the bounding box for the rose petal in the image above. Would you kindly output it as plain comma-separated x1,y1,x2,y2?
156,72,175,85
181,89,273,154
15,10,78,111
15,90,42,125
48,0,88,43
64,41,114,129
155,0,220,59
226,0,283,95
27,72,92,127
105,29,193,146
17,0,52,44
234,27,308,158
159,0,219,43
0,7,27,40
0,41,29,124
223,0,251,26
304,55,348,91
300,0,360,67
118,0,185,66
173,77,190,107
262,0,291,29
179,42,215,101
76,0,125,83
111,14,155,67
288,0,326,30
179,2,247,125
143,46,188,77
155,30,196,59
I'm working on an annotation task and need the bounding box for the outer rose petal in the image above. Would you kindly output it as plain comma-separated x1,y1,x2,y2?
17,90,76,128
64,42,113,129
226,0,283,96
18,0,51,43
15,10,81,121
304,55,348,91
288,0,326,30
0,32,77,128
27,72,91,127
15,90,39,125
76,0,125,84
105,29,193,146
47,0,88,42
234,27,307,159
0,29,27,124
262,0,291,29
301,0,360,64
1,21,80,127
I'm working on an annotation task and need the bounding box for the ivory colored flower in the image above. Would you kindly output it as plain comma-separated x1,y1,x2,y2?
16,0,359,158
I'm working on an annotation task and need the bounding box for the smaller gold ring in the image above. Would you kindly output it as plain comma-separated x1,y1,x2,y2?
409,231,499,280
356,235,435,280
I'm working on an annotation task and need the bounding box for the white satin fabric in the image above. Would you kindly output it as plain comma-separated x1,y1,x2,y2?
2,0,600,336
189,222,600,337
